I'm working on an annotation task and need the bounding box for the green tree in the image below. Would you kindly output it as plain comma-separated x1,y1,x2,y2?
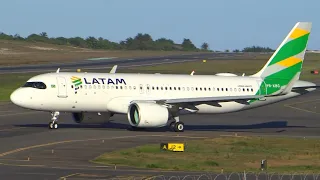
201,42,209,50
242,46,274,52
182,38,197,51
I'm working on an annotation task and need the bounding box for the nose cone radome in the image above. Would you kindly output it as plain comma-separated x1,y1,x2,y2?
10,90,19,104
10,89,25,107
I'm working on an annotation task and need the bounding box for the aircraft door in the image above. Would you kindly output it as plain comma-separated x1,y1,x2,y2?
256,80,267,95
57,77,68,98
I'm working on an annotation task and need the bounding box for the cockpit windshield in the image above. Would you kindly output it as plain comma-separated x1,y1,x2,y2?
22,82,47,89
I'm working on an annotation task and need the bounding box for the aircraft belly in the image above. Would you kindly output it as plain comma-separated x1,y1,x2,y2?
195,102,245,114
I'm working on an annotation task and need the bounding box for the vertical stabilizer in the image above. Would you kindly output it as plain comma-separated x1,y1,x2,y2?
252,22,312,95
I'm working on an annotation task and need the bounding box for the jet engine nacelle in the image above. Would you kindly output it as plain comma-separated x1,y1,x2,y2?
127,102,169,128
72,112,112,124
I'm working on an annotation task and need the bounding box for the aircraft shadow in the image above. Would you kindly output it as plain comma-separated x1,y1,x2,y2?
14,120,306,133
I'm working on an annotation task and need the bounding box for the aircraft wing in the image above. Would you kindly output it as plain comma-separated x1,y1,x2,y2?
159,95,265,104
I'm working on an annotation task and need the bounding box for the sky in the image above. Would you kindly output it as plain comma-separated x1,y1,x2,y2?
0,0,319,51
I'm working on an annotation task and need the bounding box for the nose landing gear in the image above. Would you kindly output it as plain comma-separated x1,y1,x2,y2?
49,111,59,129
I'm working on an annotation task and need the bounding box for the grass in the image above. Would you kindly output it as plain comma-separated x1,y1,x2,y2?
92,136,320,173
0,40,203,66
121,52,320,81
0,73,38,102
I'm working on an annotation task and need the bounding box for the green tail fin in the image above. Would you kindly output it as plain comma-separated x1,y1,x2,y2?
252,22,312,95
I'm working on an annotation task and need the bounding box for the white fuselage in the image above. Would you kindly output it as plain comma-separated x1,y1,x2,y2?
10,72,315,115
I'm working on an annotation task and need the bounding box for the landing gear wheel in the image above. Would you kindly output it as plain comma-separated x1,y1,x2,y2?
53,122,58,129
174,122,184,132
49,111,60,130
48,122,53,129
49,122,58,129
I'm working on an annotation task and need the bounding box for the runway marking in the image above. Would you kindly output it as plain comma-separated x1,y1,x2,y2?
220,134,247,138
284,98,320,114
0,110,17,113
0,134,208,158
0,111,40,117
0,162,44,167
0,127,25,132
59,173,80,179
15,172,56,176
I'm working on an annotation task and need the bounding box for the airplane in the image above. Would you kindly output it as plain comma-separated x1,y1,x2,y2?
10,22,318,132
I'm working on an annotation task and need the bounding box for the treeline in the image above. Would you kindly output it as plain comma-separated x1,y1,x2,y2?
0,32,211,51
231,46,274,53
0,31,274,52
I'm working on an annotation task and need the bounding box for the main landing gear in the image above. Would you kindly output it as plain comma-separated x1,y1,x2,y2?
169,116,184,132
49,111,59,129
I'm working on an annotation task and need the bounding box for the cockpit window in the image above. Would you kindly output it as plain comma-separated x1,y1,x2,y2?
22,82,47,89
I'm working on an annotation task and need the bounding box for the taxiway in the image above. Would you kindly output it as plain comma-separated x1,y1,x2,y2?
0,88,319,179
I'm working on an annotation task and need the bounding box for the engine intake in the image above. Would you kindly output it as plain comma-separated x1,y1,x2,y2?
128,102,169,128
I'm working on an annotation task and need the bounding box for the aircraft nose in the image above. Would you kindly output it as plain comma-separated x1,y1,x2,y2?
10,90,19,104
10,89,22,106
